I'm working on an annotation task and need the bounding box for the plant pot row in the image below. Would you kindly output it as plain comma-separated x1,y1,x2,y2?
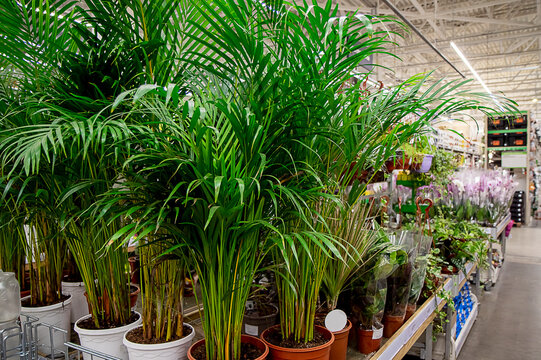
20,287,349,360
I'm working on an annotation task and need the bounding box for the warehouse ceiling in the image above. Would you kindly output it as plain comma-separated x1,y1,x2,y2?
307,0,541,120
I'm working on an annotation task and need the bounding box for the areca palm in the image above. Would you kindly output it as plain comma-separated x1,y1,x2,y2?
0,0,189,324
0,0,519,359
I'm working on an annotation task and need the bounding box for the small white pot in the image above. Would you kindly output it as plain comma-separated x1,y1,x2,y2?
21,294,72,356
123,324,195,360
74,312,141,360
62,281,90,323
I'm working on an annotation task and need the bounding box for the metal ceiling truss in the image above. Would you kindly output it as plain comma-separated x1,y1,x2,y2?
299,0,541,117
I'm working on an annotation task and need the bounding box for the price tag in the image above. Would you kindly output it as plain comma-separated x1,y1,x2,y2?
372,327,383,339
245,324,258,336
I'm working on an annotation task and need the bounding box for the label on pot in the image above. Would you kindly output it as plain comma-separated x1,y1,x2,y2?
245,324,258,336
372,327,383,340
325,309,347,332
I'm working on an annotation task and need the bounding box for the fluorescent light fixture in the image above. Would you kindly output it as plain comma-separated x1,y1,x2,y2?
450,41,492,94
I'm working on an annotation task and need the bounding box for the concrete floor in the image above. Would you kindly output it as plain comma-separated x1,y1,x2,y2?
458,222,541,360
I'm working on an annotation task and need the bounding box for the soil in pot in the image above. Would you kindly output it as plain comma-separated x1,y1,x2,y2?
264,327,329,349
357,328,382,354
77,311,140,330
189,335,267,360
383,315,404,338
21,294,70,308
125,325,193,344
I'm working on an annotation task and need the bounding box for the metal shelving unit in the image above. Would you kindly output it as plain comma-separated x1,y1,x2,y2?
346,263,478,360
480,214,511,289
485,111,532,225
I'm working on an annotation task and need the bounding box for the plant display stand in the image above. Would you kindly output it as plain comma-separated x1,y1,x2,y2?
480,213,511,289
0,314,70,360
346,263,478,360
393,175,429,215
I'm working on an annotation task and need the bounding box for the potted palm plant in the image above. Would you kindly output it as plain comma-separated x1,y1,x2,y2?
123,237,195,360
319,197,384,360
9,176,73,356
0,0,182,356
0,200,26,295
95,87,276,360
260,203,338,360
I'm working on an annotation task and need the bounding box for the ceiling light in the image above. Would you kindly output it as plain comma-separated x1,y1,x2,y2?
450,41,492,94
533,99,538,103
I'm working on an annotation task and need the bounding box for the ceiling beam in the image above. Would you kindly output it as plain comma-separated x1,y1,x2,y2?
337,5,534,27
396,26,541,53
408,0,446,38
430,64,540,78
392,49,540,68
434,0,524,16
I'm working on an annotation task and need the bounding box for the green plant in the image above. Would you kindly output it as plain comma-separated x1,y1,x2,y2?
430,149,458,184
421,248,454,338
349,232,405,330
407,234,433,309
0,0,521,357
401,136,434,164
139,237,186,342
273,205,339,344
0,197,26,286
432,217,490,274
321,196,382,312
0,0,181,325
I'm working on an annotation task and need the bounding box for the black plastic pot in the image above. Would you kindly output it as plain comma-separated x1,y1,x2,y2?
242,303,279,337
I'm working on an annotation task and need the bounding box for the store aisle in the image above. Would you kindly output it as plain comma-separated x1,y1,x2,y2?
458,225,541,360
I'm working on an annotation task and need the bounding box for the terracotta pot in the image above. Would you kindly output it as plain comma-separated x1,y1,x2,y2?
357,328,382,355
405,304,417,321
383,315,404,338
261,325,334,360
130,284,140,308
128,257,140,285
188,334,269,360
329,320,352,360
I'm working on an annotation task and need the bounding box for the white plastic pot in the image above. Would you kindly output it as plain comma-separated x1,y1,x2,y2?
74,312,142,360
123,323,195,360
62,281,89,323
21,294,72,356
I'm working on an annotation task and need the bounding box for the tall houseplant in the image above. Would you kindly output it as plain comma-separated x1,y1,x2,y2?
123,237,195,360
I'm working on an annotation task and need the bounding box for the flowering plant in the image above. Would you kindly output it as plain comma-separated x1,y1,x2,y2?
443,169,516,226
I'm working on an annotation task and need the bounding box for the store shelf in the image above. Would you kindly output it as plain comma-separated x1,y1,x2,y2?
366,262,477,360
454,294,479,357
487,129,528,134
482,213,512,240
488,146,527,151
